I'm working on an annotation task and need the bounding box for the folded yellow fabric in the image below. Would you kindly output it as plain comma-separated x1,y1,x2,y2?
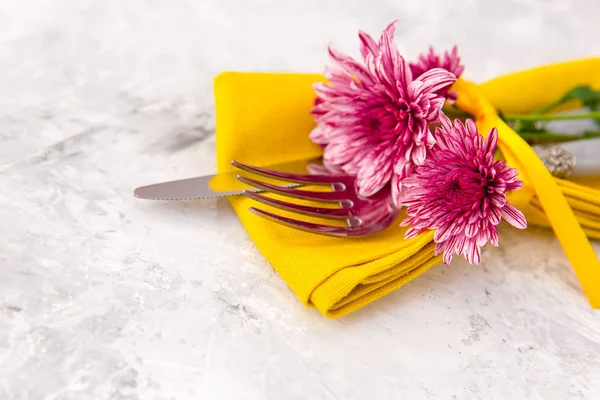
214,73,441,318
214,59,600,318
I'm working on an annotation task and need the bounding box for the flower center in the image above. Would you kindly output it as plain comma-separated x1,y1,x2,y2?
361,97,420,141
447,179,462,194
364,117,381,131
442,169,486,207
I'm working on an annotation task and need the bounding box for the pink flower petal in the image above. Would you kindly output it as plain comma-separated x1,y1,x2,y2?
378,25,404,84
378,20,397,47
309,125,329,145
476,230,489,247
454,234,467,255
433,222,453,243
356,143,394,197
465,223,478,239
327,46,374,85
443,247,454,265
465,240,481,265
411,142,427,165
404,226,422,240
489,226,499,247
484,128,499,154
501,203,528,229
358,30,378,59
412,68,457,97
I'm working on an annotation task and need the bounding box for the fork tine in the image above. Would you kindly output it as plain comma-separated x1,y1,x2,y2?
243,190,353,220
231,160,344,185
237,175,351,202
249,207,362,237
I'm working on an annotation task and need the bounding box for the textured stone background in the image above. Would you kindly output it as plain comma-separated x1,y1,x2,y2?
1,1,599,399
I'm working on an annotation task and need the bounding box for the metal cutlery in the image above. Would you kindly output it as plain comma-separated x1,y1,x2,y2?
133,157,319,200
230,161,399,237
133,138,600,202
132,138,600,237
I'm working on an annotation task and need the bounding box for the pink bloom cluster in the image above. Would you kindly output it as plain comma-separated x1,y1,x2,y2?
310,21,527,265
409,45,464,80
400,116,527,265
310,21,456,204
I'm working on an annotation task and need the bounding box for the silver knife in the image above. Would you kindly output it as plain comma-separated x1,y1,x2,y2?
134,138,600,201
134,157,320,200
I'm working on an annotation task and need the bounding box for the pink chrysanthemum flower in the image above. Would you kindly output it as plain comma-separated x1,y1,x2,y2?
410,46,464,100
399,115,527,265
409,46,465,80
310,21,457,200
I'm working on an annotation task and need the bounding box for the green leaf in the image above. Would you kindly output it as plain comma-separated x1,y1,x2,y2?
527,85,600,127
535,85,600,119
561,85,600,110
570,86,600,127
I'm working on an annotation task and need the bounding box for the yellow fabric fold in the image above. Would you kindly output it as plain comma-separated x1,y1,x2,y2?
213,59,600,318
214,72,441,318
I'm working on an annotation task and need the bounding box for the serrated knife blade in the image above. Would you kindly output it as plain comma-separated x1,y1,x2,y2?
133,157,319,200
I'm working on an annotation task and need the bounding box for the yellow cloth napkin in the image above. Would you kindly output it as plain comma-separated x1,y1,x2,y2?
214,59,600,318
214,73,441,318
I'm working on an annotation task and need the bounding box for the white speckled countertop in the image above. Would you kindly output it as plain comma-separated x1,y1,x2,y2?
1,1,600,399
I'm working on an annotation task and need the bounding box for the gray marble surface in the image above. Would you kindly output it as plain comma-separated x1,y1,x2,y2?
1,1,600,399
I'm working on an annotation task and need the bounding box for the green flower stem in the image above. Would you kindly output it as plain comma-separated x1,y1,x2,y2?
504,112,600,122
442,107,600,123
518,131,600,142
536,100,563,115
441,106,600,143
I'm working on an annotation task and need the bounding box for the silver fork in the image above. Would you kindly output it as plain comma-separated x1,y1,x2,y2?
231,161,399,237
